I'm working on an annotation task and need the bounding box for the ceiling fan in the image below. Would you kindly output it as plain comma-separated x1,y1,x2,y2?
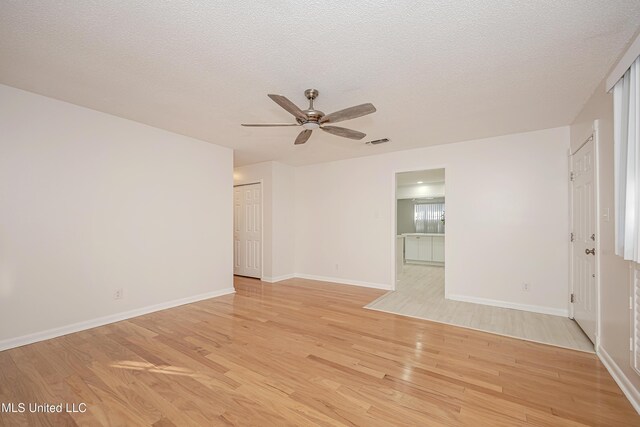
241,89,376,145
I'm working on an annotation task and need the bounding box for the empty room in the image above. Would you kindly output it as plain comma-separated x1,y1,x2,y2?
2,1,640,426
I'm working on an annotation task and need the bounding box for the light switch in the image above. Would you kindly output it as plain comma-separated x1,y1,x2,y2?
603,208,610,222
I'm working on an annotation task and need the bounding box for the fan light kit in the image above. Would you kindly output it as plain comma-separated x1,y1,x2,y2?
242,89,376,145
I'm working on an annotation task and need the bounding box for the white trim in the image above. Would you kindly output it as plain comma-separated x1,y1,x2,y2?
594,120,602,349
606,32,640,92
390,166,448,293
262,274,295,283
294,273,392,290
568,146,575,319
447,293,569,317
597,344,640,414
0,287,235,352
272,273,569,316
391,170,397,291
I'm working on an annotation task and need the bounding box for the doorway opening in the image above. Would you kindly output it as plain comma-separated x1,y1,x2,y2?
395,168,446,295
366,166,593,352
233,182,263,279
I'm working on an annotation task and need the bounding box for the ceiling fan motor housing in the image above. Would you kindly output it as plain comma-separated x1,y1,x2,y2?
299,108,324,127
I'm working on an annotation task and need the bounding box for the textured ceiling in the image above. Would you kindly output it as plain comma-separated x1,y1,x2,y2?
1,1,639,166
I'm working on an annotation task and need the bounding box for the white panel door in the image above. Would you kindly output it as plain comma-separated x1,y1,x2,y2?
233,183,262,278
571,137,596,343
432,236,445,262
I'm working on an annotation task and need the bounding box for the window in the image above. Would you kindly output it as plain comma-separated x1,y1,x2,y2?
414,203,445,233
614,56,640,262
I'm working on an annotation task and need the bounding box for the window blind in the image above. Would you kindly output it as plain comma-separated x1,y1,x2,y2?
414,203,445,234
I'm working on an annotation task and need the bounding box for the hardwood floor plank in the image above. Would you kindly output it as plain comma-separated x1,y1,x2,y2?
0,276,637,426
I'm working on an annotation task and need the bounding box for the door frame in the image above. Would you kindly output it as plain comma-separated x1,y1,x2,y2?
568,120,601,347
233,181,264,280
391,166,448,293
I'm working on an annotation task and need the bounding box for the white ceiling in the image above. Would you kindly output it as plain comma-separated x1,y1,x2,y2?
1,2,639,167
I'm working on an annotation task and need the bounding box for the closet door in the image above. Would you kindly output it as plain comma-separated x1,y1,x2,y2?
234,183,262,278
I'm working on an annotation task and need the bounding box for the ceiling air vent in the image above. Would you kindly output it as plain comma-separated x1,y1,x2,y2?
366,138,389,145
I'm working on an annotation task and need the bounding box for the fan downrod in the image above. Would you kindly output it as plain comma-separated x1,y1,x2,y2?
302,88,323,121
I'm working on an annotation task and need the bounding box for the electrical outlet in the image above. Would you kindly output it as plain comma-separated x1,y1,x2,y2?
522,283,530,292
114,288,123,300
335,263,339,271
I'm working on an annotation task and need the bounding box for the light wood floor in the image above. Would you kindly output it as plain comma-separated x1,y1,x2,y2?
0,276,637,426
367,264,594,352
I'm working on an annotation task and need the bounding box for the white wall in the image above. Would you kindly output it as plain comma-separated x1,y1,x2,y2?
397,199,416,234
294,127,570,314
233,161,295,281
572,80,640,410
271,162,295,279
0,84,233,347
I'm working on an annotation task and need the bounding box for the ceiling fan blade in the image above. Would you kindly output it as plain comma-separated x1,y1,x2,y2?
320,125,366,140
294,129,312,145
268,94,307,121
320,103,376,124
241,123,300,127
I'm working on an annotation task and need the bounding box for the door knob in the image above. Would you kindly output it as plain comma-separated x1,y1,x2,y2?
585,248,595,255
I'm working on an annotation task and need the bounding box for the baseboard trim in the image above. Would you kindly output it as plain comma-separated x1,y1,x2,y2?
262,274,295,283
0,287,235,352
273,275,567,315
597,345,640,414
446,293,569,317
293,273,392,290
